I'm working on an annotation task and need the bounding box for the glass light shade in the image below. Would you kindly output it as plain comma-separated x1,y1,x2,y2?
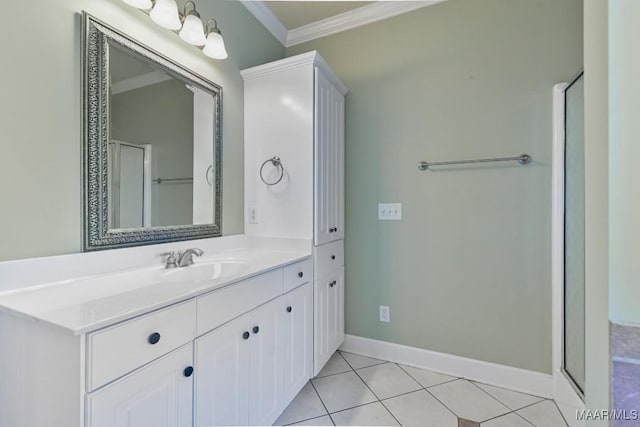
149,0,182,30
179,14,207,46
203,31,228,60
122,0,152,9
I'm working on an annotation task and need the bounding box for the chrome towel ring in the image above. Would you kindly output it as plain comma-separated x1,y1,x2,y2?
260,156,284,185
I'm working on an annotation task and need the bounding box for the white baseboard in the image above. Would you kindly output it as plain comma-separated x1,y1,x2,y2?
340,334,553,398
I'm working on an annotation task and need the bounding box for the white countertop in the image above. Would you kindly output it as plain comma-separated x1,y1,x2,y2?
0,247,310,335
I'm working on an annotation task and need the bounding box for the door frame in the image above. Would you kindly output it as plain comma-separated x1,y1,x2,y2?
552,80,585,427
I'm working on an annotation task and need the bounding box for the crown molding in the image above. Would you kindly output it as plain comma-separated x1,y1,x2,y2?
285,1,447,47
240,1,288,46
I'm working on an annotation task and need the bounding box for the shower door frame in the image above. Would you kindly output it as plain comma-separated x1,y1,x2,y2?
552,79,586,427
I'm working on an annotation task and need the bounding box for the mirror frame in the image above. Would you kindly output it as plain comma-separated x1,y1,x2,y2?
82,13,222,251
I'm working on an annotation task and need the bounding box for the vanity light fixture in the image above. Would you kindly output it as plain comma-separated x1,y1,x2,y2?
121,0,228,59
122,0,152,9
179,2,207,46
203,19,228,60
149,0,182,30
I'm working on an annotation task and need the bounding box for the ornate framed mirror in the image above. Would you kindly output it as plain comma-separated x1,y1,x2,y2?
82,13,222,251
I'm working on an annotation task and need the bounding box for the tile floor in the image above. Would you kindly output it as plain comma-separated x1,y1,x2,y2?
274,351,569,427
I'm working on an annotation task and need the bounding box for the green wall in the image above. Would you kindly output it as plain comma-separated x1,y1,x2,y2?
609,0,640,326
288,0,583,373
0,0,285,261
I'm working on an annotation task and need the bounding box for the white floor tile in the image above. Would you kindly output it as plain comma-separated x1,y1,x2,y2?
339,351,387,369
357,363,421,399
399,365,457,388
331,402,399,426
274,382,327,426
428,379,510,422
289,415,334,426
474,382,543,410
517,400,568,426
316,352,352,378
312,371,377,413
481,413,533,427
383,389,458,427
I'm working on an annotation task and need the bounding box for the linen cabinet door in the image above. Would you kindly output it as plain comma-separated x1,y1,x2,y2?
248,298,284,426
331,86,345,241
282,283,313,404
195,315,250,427
314,68,334,246
314,275,333,376
330,267,345,350
87,345,193,427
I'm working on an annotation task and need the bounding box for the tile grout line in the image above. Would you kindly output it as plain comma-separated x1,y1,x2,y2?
339,353,403,426
552,399,571,427
397,363,461,389
468,379,519,412
422,384,467,422
309,380,337,426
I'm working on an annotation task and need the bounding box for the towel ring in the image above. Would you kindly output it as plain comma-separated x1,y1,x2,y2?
260,156,284,186
206,165,213,186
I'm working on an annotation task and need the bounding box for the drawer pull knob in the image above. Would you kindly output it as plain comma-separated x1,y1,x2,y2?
183,366,194,377
253,326,260,334
148,332,161,345
329,281,336,287
331,255,336,260
243,331,250,340
298,272,304,278
286,306,292,313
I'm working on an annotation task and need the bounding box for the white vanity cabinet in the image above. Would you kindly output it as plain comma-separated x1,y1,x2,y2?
0,255,313,427
242,51,347,377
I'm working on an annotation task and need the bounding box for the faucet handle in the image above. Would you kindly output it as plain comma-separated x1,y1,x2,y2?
160,251,179,269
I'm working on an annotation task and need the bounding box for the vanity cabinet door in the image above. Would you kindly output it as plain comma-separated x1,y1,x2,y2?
330,267,345,351
314,68,344,246
195,314,250,427
283,283,313,404
87,345,193,427
248,298,285,426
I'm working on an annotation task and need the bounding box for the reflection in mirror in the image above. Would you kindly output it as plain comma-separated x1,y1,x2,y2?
83,14,222,251
108,43,216,229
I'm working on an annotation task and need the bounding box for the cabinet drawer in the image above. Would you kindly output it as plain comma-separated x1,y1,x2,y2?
87,300,196,391
314,240,344,280
197,269,283,335
283,258,312,293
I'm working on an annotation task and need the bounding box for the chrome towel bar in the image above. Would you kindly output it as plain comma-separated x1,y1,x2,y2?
417,154,531,171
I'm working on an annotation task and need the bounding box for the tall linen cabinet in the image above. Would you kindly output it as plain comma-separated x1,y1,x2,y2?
242,51,347,375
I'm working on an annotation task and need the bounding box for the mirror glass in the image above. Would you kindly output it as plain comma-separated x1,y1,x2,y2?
108,43,216,229
84,14,222,251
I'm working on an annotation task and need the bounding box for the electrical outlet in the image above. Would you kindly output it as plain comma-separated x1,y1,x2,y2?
379,305,390,322
378,203,402,220
248,207,258,224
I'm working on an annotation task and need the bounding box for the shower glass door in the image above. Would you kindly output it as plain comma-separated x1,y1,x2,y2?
563,73,585,394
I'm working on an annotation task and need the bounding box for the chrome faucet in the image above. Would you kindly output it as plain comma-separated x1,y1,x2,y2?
160,248,204,269
177,248,204,267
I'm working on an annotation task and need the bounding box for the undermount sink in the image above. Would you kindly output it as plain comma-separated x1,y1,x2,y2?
159,257,251,284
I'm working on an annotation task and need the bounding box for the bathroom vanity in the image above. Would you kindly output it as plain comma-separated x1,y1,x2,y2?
0,245,313,427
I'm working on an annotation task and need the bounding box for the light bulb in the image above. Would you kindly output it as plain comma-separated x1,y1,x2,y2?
203,30,228,59
122,0,152,9
180,14,206,46
149,0,182,31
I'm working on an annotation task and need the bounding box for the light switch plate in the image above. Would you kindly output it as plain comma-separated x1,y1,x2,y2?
378,203,402,220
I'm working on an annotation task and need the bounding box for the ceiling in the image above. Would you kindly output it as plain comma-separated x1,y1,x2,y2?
264,1,374,30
